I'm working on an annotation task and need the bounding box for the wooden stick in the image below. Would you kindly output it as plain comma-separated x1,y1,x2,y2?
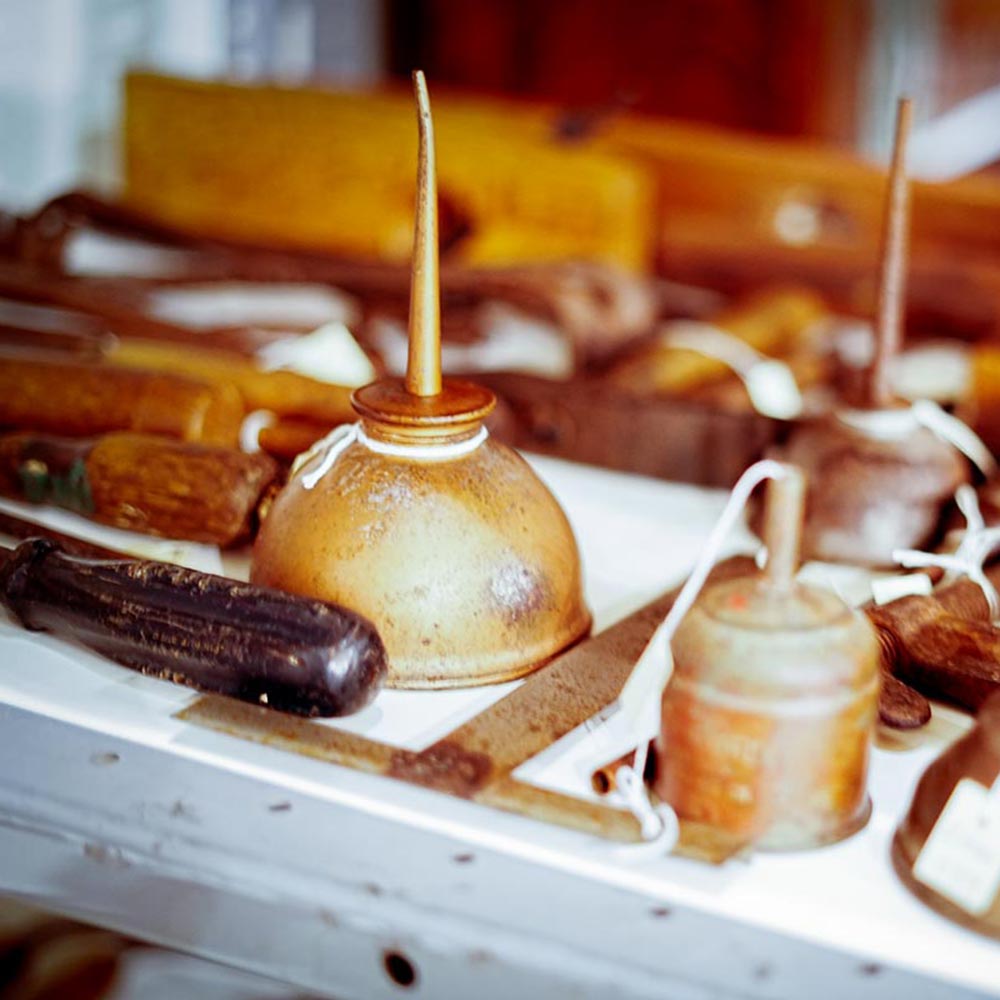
109,338,357,425
406,70,442,398
868,97,913,408
0,357,243,446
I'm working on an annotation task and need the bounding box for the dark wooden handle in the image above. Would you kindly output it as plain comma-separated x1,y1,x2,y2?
898,616,1000,714
0,539,387,716
868,577,1000,721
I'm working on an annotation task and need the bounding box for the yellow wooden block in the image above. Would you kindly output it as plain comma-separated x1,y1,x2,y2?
123,72,655,271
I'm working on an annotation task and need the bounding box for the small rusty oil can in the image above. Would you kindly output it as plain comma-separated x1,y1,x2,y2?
654,467,880,850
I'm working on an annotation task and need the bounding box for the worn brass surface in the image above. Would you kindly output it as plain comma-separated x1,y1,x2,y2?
406,70,441,398
251,432,590,687
250,71,590,687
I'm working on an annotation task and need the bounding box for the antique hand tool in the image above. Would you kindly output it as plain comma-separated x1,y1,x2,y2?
869,565,1000,716
893,691,1000,941
475,370,779,489
0,356,244,446
0,538,387,717
0,431,279,546
179,543,1000,853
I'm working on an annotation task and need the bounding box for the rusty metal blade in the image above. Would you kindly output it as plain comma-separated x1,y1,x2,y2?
0,512,127,559
177,695,396,774
392,555,755,794
177,695,642,842
177,695,746,859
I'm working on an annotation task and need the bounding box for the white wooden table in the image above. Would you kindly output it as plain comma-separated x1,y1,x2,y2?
0,456,995,1000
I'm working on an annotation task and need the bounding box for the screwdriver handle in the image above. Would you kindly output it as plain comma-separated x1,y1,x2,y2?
0,538,387,716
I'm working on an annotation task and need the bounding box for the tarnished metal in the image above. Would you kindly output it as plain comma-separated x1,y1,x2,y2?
868,97,913,410
177,696,641,843
389,742,495,798
780,415,967,567
779,99,968,567
250,72,591,688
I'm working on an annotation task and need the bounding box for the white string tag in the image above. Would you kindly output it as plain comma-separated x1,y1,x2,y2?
742,360,805,420
913,775,1000,916
292,422,491,490
894,484,1000,621
610,765,680,857
239,409,276,454
912,399,997,477
838,400,996,477
256,321,376,387
659,321,803,419
580,459,792,840
295,423,360,489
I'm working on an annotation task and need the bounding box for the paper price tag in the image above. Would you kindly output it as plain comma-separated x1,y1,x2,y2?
871,573,933,605
744,361,803,420
913,778,1000,916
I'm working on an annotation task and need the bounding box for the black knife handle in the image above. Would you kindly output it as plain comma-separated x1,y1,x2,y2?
0,538,387,716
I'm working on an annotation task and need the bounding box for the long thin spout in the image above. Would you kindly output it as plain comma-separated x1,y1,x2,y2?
405,70,442,397
868,97,913,409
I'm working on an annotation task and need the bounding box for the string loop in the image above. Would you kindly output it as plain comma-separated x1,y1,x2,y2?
295,423,360,489
291,422,490,490
659,321,803,419
583,459,795,854
912,400,997,477
611,765,680,858
894,484,1000,621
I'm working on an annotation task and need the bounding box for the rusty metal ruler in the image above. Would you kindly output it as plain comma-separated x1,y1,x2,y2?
179,557,753,857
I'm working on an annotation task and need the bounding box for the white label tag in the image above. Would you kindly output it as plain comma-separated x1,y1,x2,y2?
871,572,933,605
913,778,1000,916
256,321,376,387
912,399,998,477
743,360,803,419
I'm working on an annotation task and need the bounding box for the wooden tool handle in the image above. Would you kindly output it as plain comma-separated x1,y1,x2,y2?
878,668,932,730
868,570,1000,720
0,357,243,445
0,432,280,546
896,615,1000,714
0,538,387,716
109,339,358,425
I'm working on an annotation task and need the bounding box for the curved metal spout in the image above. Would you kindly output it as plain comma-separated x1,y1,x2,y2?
406,70,442,398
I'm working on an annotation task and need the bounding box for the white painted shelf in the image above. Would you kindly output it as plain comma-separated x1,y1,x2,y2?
0,455,995,1000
